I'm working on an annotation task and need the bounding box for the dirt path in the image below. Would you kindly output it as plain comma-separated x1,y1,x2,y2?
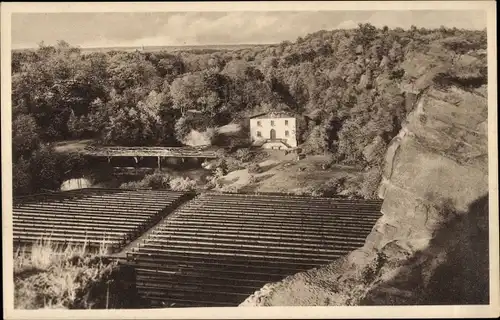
53,139,94,153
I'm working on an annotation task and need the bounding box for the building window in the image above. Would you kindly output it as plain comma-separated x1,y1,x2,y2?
285,130,289,137
257,120,261,126
257,131,262,137
285,120,289,126
271,120,275,126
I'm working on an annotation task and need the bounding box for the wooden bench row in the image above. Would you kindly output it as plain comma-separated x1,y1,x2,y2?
16,198,176,210
148,227,367,244
176,208,379,224
127,251,319,272
178,203,381,218
133,241,345,262
15,209,156,222
15,205,163,217
163,215,377,231
193,196,383,209
160,218,374,234
202,192,383,203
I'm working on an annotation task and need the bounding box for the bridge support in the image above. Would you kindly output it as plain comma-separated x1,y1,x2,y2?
157,156,161,170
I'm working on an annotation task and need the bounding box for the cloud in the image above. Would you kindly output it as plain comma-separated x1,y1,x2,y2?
336,20,359,29
12,10,487,49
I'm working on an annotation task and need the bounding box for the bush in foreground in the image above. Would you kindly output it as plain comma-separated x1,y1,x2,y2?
247,163,262,174
14,238,121,309
169,176,197,191
120,172,170,190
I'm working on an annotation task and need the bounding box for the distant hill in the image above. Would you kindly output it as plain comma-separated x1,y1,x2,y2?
13,43,274,54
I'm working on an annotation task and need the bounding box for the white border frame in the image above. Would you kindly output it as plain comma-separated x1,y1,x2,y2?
2,2,498,319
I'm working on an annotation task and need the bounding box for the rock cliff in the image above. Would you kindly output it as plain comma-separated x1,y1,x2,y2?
240,84,489,306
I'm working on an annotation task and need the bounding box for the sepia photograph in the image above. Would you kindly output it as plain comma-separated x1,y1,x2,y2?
1,1,498,319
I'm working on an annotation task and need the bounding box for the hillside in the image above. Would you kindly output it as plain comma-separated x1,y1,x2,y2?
240,82,489,305
12,24,486,197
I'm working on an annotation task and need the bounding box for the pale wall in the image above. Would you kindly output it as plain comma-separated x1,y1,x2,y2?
249,117,297,148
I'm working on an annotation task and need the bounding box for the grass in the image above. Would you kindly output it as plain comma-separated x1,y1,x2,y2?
14,236,119,309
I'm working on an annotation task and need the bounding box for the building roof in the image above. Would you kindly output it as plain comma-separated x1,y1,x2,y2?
250,111,296,119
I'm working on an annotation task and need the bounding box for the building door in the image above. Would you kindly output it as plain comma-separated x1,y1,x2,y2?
270,129,276,140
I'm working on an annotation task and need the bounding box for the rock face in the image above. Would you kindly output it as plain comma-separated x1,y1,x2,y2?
240,85,489,306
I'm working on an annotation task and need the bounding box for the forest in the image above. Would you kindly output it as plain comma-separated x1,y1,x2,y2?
12,23,487,195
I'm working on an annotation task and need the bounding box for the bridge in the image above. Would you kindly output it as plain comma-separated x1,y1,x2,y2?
53,141,220,169
80,145,219,169
81,146,219,159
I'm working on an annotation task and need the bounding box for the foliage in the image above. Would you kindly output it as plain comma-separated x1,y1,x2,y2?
359,166,383,199
247,163,262,174
12,114,40,158
313,169,381,200
29,145,65,192
14,237,119,309
13,157,33,195
12,26,487,195
169,176,197,191
234,148,254,162
120,172,170,190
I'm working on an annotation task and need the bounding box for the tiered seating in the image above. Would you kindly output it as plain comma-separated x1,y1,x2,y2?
13,188,191,253
126,192,383,308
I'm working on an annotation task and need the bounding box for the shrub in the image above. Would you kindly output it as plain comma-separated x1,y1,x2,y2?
359,166,382,199
247,163,262,174
58,153,88,177
248,174,257,184
119,172,170,190
142,173,170,190
219,184,242,193
292,186,324,197
213,158,229,175
13,157,32,195
204,167,227,189
359,252,388,285
119,180,145,190
14,237,119,309
225,157,244,172
321,175,349,197
169,177,197,191
234,148,254,162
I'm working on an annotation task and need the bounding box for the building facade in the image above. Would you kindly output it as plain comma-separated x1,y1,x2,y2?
249,112,297,149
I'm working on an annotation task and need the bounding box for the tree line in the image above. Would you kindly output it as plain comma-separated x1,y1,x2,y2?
12,23,487,195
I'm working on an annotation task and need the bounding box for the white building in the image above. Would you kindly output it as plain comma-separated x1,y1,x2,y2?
249,111,298,150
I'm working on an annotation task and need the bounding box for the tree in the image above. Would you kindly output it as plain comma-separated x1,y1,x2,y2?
13,157,32,195
440,36,483,62
107,52,158,93
29,144,63,192
354,23,378,48
101,90,163,145
302,125,329,154
156,55,185,83
11,28,487,195
12,114,40,159
170,71,232,118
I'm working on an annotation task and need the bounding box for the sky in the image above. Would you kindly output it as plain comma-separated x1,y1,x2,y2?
11,10,487,49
